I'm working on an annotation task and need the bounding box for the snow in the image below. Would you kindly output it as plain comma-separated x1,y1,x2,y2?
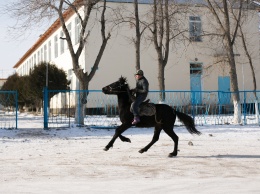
1,115,260,193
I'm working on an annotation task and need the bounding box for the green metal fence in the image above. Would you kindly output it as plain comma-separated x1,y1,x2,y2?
44,89,260,128
0,91,18,129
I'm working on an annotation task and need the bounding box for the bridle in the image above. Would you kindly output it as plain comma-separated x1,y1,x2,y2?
108,82,128,93
106,81,134,102
109,83,126,91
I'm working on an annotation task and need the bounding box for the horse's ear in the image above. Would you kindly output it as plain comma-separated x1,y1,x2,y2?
119,76,123,82
119,76,127,84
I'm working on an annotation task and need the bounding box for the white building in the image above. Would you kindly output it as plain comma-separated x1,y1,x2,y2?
13,0,260,94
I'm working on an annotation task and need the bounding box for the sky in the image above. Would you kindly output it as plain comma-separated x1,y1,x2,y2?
0,2,48,79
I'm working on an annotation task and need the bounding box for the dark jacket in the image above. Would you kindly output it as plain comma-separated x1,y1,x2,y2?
136,76,149,98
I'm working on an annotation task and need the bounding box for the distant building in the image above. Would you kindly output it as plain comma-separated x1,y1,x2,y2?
0,78,7,89
13,0,260,95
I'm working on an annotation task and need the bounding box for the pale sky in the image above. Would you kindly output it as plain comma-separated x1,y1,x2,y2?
0,2,48,79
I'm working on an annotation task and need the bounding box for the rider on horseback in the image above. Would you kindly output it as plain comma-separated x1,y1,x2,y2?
131,69,149,125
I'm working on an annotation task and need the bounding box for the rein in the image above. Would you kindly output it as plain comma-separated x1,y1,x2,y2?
107,80,135,102
126,85,135,102
111,83,134,102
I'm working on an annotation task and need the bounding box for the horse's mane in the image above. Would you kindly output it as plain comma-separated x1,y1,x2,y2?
119,76,127,84
119,76,131,89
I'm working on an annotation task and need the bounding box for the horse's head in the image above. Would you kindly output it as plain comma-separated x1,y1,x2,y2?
102,76,129,95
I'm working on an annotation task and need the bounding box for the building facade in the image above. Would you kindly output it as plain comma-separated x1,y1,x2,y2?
13,1,260,94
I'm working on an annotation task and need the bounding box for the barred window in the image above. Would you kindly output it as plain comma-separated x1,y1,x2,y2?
190,63,202,74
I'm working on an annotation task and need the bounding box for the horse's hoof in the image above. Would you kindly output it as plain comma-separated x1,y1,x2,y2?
126,139,131,143
168,153,177,157
103,147,109,151
139,149,145,154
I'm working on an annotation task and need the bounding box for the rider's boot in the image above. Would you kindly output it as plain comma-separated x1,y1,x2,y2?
132,116,140,125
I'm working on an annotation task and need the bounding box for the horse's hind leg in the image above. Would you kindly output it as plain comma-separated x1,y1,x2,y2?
163,127,179,157
139,125,162,154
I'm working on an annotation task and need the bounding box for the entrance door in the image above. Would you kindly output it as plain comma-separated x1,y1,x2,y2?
218,76,231,104
190,63,202,104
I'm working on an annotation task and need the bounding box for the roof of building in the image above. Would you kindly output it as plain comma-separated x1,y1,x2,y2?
13,5,75,69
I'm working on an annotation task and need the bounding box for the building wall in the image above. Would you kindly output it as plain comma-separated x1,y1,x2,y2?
14,2,260,92
0,79,7,89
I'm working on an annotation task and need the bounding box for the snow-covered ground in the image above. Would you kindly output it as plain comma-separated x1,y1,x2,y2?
0,115,260,193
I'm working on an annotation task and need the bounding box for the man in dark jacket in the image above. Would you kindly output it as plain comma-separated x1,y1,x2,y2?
131,69,149,125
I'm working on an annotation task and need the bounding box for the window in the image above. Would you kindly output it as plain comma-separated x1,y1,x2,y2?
67,22,71,37
37,51,40,63
189,16,202,42
190,63,202,74
26,61,28,75
44,44,47,61
34,54,36,67
23,64,25,76
75,17,81,44
60,31,64,54
48,40,52,61
54,35,58,58
41,48,44,62
29,58,32,72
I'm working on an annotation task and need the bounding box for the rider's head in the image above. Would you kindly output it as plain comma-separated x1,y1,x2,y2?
135,69,144,80
135,69,144,76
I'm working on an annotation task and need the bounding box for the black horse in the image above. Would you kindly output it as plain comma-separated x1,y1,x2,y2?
102,77,201,157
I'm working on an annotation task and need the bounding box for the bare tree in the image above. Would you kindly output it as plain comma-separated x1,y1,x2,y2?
6,0,111,125
232,10,258,94
149,0,186,101
205,0,243,124
134,0,141,70
239,25,259,124
235,11,259,124
113,0,150,71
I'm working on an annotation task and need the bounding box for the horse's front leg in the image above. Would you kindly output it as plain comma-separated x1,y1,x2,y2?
104,124,131,151
119,134,131,143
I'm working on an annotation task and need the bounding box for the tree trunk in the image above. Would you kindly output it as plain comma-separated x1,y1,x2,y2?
206,0,243,124
134,0,141,70
158,61,165,102
74,68,89,125
152,0,169,102
227,43,241,124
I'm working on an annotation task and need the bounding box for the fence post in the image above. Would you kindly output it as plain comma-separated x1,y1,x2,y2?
191,91,195,119
44,87,48,129
78,90,81,126
243,91,247,125
255,99,259,125
15,91,18,129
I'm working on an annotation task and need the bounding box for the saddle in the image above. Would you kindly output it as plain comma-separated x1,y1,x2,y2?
130,99,156,116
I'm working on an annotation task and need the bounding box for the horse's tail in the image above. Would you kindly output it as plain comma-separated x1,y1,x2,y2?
175,110,201,135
